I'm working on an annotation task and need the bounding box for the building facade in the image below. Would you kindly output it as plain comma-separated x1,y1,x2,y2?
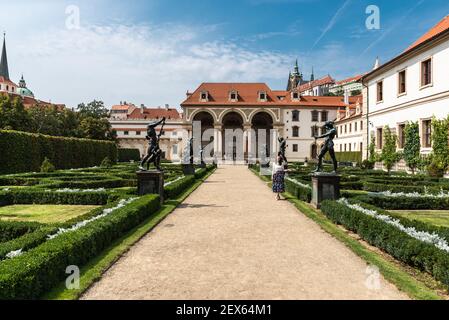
110,104,184,161
329,74,364,96
181,82,359,163
362,14,449,165
334,98,364,154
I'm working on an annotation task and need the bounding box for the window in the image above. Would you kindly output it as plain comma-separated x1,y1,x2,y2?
421,59,432,87
292,110,300,122
311,110,319,122
321,126,326,135
124,131,129,136
311,126,319,137
293,144,298,152
344,144,347,152
345,125,347,134
398,70,406,94
423,119,432,148
200,91,208,101
398,124,406,149
360,121,363,131
292,126,299,137
321,111,328,122
360,142,363,152
339,144,342,152
377,81,383,102
292,92,299,100
136,131,141,135
355,122,358,132
259,91,267,101
349,144,352,152
172,144,178,155
349,123,352,133
376,128,383,149
230,91,238,101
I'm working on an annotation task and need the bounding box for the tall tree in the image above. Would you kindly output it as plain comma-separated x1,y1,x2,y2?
381,126,401,174
403,121,420,174
428,116,449,176
77,100,109,119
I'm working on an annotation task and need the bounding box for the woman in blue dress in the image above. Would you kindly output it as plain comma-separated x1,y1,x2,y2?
272,156,286,201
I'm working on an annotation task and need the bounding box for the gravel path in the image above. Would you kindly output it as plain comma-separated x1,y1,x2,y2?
82,166,408,300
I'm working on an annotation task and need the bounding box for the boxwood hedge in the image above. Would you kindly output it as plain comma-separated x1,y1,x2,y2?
0,130,118,174
0,189,112,205
320,200,449,289
118,148,141,162
0,194,160,299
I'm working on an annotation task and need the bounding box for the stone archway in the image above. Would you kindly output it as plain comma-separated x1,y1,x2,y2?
222,112,244,162
251,112,274,160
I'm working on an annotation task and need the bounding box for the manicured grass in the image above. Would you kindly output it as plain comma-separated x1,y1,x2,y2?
250,168,444,300
43,168,216,300
0,204,100,223
390,210,449,228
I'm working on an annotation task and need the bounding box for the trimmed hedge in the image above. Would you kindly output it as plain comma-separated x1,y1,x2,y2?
0,194,160,299
118,148,141,162
285,179,312,202
325,151,362,163
164,175,196,199
355,194,449,210
362,181,441,194
320,200,449,289
0,221,42,243
0,130,118,174
0,190,111,205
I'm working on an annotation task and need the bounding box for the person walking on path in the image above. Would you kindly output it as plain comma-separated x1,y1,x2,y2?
272,156,287,200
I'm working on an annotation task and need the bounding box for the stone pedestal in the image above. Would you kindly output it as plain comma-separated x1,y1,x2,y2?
311,173,340,209
182,164,195,175
136,170,164,204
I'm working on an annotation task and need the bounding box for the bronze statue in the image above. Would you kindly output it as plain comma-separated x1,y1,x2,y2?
140,117,166,171
314,121,338,173
278,137,287,164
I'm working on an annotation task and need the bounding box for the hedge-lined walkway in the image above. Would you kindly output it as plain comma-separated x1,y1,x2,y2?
82,166,407,300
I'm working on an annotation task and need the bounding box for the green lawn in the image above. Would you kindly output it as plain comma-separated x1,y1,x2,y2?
0,205,100,223
390,210,449,228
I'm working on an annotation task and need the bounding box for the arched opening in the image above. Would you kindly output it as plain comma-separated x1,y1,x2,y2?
251,112,274,160
193,111,214,150
222,112,244,161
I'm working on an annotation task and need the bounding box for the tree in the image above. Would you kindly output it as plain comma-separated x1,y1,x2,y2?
79,117,113,140
368,135,376,163
403,121,420,174
381,126,401,174
28,104,63,136
0,95,31,131
77,100,109,119
428,116,449,177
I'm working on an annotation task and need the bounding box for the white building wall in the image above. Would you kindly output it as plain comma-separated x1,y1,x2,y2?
366,38,449,155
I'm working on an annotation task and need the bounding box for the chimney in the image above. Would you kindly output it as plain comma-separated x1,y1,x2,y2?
165,104,169,110
186,90,192,97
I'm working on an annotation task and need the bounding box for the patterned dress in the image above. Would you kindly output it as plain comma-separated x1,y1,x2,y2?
272,165,285,193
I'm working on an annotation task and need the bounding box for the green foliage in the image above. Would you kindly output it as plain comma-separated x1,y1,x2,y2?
118,148,141,162
368,135,377,163
0,195,160,299
0,130,118,174
0,95,32,132
351,89,362,96
428,117,449,177
40,157,56,173
380,126,401,173
355,194,449,210
285,179,312,202
100,157,113,168
0,220,42,243
360,160,374,170
325,151,362,163
403,122,421,174
320,200,449,289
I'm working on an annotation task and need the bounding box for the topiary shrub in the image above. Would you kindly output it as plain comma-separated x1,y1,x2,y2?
100,156,113,168
40,157,56,173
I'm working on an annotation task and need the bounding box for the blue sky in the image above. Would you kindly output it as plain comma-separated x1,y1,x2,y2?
1,0,448,108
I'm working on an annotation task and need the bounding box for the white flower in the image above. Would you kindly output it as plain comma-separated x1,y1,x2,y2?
338,198,449,253
5,249,23,259
285,177,312,190
54,188,107,193
164,176,184,187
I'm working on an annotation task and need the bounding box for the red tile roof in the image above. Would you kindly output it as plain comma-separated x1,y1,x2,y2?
335,74,364,86
0,76,18,87
406,14,449,52
127,107,181,120
181,83,359,108
111,104,133,111
298,76,334,93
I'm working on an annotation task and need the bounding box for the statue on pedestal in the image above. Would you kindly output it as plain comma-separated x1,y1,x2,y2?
182,138,194,165
313,121,338,173
139,117,166,171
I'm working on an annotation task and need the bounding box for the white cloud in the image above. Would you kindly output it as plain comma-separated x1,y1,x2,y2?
12,23,293,109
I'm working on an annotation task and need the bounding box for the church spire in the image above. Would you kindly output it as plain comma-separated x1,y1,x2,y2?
0,33,9,80
310,66,315,81
293,59,300,75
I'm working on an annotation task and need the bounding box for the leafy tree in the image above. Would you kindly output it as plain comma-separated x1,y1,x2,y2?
351,89,362,96
380,126,401,174
79,117,113,140
0,95,31,131
40,157,56,172
403,121,420,174
27,104,63,136
77,100,109,119
368,136,376,163
427,116,449,177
